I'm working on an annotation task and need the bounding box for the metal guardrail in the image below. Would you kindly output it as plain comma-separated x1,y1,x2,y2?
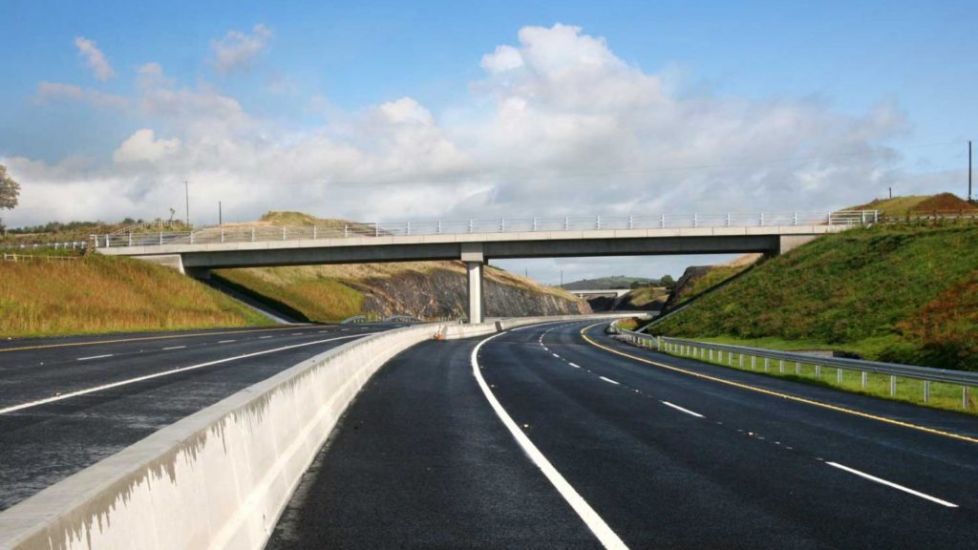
90,211,879,249
611,326,978,409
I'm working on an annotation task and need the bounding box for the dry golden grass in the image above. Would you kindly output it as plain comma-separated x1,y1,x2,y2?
0,256,270,337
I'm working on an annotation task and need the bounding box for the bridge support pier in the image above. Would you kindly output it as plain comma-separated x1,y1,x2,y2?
461,243,485,324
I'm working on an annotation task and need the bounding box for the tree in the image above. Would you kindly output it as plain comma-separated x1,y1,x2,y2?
0,164,20,232
660,274,676,290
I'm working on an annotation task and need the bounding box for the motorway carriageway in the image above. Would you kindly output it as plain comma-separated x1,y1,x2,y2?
0,323,397,511
269,321,978,549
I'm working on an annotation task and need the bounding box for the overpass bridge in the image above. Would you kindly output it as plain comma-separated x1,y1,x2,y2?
94,211,877,323
566,288,633,299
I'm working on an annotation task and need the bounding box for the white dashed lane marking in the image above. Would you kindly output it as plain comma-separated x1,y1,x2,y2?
661,401,705,418
76,354,113,361
599,376,620,386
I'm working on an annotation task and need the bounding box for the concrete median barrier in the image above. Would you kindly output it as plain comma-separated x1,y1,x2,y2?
0,315,622,550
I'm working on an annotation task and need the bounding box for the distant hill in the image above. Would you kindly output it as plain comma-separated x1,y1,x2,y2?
563,276,656,290
850,193,977,217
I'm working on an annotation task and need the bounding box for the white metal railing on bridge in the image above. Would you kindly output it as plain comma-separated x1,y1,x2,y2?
91,210,879,249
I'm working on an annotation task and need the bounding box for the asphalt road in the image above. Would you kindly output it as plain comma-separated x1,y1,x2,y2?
0,323,397,511
269,321,978,549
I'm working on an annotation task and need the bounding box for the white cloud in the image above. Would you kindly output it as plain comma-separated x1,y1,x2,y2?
11,23,953,240
74,37,115,81
211,24,272,73
35,81,129,110
113,129,182,164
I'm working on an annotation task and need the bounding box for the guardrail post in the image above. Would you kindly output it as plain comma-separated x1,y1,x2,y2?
251,227,256,242
189,232,194,245
660,214,666,228
750,356,756,370
499,218,505,232
693,213,698,228
313,225,318,239
726,213,731,227
468,219,473,233
815,364,821,378
923,380,930,403
595,215,601,229
837,368,843,384
739,353,744,367
221,228,225,243
764,358,769,372
873,210,879,223
656,336,661,351
128,232,132,247
760,212,765,226
436,221,442,234
963,386,970,410
105,235,110,247
889,375,896,396
532,217,537,231
406,222,411,235
282,227,287,240
795,361,800,375
159,232,163,245
861,371,868,389
344,224,349,238
779,359,785,374
793,212,799,226
375,223,380,237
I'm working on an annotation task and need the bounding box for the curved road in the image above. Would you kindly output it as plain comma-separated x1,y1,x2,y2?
269,321,978,548
0,323,397,511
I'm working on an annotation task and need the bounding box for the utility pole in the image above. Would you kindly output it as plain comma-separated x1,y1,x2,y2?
184,180,190,228
560,270,564,288
969,140,973,203
218,201,223,226
888,187,892,199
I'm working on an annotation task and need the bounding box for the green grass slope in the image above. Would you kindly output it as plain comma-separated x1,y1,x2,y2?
650,224,978,370
0,255,271,338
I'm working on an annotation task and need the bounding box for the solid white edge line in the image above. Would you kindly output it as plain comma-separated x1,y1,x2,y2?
826,462,958,508
0,334,364,415
76,354,113,361
471,332,629,550
598,376,620,386
660,401,704,418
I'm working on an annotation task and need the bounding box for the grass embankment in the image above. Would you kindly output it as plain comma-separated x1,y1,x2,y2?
650,224,978,371
0,255,270,338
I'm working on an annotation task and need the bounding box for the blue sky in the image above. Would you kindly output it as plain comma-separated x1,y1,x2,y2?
1,0,974,280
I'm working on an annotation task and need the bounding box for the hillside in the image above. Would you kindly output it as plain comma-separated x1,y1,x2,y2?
661,254,761,312
0,254,270,338
851,192,977,217
214,261,589,321
649,224,978,370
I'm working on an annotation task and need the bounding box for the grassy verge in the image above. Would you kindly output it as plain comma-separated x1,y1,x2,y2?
653,340,977,415
0,255,271,338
